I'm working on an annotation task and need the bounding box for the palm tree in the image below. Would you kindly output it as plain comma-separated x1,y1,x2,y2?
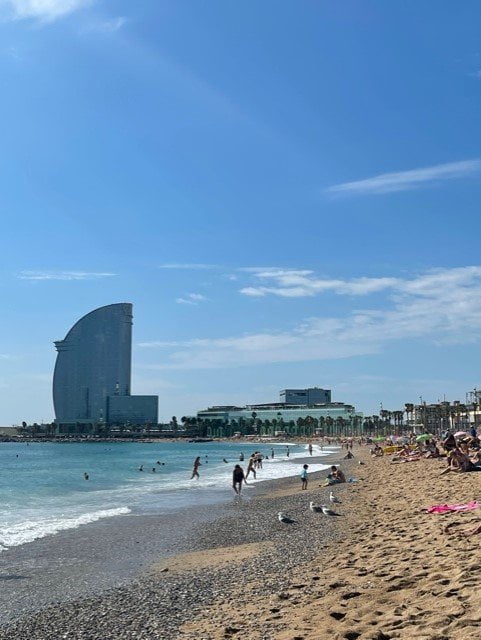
336,416,346,436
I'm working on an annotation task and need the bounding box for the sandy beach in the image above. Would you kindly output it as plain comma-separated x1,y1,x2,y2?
2,445,481,639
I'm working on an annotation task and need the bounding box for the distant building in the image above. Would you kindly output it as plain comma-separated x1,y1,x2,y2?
280,387,331,405
197,402,358,425
197,387,361,434
53,303,158,430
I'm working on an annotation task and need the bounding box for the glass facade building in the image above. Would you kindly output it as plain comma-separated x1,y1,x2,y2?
53,303,157,426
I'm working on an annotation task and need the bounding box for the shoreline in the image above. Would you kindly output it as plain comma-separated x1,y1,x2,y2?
0,448,344,630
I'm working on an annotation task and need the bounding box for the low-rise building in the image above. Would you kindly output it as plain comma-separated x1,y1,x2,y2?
196,388,362,436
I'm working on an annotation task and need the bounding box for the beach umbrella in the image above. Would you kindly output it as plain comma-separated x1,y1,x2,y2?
454,431,467,438
416,433,433,442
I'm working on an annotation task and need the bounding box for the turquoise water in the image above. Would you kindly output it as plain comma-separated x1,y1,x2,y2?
0,440,332,551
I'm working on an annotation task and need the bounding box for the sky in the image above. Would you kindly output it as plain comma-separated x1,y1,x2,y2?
1,0,481,424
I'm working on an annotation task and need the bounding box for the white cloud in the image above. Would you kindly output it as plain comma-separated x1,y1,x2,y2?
175,293,208,305
18,270,116,281
327,159,481,196
0,0,93,22
159,263,219,270
240,268,399,298
139,266,481,370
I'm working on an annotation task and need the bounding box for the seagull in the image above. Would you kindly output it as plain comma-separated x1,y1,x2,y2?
358,460,365,465
321,505,342,516
278,511,297,524
309,501,323,513
329,491,341,504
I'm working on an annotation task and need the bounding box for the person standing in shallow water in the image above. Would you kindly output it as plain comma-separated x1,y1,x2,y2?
308,443,313,456
246,454,256,479
191,456,201,479
232,464,246,494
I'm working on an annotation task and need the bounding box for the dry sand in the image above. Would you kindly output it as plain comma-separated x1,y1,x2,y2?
179,449,481,640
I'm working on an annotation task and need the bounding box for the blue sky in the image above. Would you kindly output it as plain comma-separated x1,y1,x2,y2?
1,0,481,424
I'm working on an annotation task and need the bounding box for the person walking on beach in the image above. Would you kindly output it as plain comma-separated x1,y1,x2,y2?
232,464,246,494
301,464,309,490
246,454,257,479
191,456,201,479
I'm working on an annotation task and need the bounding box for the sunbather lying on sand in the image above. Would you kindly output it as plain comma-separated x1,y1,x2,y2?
440,448,478,474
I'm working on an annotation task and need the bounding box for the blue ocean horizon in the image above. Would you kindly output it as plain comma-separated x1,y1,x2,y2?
0,440,333,552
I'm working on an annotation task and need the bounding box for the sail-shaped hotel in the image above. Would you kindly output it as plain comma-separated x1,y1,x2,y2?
53,303,158,429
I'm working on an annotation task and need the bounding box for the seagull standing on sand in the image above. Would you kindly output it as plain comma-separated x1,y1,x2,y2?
321,505,342,516
309,502,323,513
329,491,341,504
278,511,297,524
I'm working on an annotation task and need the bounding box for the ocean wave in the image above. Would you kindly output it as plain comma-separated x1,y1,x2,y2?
0,506,131,551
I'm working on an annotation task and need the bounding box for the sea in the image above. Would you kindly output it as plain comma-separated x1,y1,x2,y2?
0,440,333,553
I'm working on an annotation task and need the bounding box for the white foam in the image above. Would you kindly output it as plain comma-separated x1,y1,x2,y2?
0,506,131,551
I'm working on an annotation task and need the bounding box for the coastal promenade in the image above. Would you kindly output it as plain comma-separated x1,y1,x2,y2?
2,446,481,639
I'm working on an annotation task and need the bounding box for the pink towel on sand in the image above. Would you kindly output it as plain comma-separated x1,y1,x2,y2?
426,500,480,513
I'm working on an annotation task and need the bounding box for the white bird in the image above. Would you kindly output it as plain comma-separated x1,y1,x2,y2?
329,491,341,504
278,511,297,524
321,504,342,516
309,501,323,513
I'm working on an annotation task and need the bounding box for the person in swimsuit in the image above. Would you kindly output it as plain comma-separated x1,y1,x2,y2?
191,456,201,479
246,455,257,479
232,464,246,494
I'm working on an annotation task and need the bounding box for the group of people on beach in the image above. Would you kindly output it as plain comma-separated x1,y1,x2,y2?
373,427,481,475
189,444,315,494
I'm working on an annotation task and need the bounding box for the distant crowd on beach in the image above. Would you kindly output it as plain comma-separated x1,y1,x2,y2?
368,426,481,475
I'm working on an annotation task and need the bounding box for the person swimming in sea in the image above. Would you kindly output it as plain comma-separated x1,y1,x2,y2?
83,472,89,480
139,465,144,471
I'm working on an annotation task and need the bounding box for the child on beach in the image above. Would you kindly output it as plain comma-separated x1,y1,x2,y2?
301,464,309,490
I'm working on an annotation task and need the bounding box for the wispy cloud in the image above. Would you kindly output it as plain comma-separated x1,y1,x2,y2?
81,15,126,33
175,293,208,305
18,270,116,281
139,266,481,369
327,159,481,196
159,263,220,270
240,268,399,298
0,0,93,22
